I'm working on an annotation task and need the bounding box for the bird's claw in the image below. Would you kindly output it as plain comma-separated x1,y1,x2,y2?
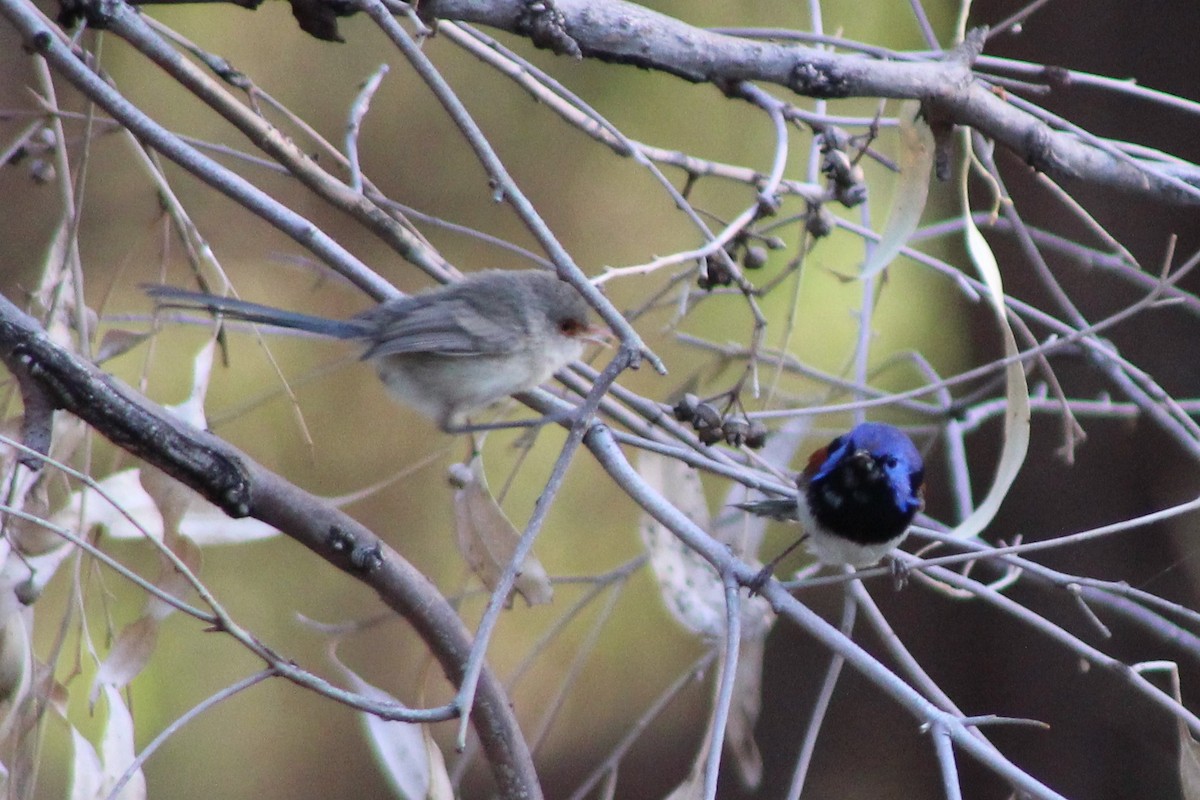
747,565,774,596
889,556,910,590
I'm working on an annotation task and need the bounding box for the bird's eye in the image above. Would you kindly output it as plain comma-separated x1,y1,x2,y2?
883,455,898,469
558,318,583,336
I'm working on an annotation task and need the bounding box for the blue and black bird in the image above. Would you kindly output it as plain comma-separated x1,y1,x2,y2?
737,422,925,570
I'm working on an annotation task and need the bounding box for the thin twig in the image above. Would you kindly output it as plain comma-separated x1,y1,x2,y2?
345,63,389,194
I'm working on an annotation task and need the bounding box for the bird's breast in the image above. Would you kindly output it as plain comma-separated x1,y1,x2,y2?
804,459,917,546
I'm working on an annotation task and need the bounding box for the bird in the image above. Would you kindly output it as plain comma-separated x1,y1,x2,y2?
736,421,925,573
146,269,608,432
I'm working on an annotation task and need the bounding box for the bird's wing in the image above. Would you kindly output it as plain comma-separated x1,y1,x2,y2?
358,296,520,359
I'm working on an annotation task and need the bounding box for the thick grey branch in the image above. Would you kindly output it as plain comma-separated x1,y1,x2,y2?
35,0,1200,203
414,0,1200,204
0,293,542,800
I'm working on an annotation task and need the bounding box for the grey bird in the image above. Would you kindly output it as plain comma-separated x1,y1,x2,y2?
146,269,607,432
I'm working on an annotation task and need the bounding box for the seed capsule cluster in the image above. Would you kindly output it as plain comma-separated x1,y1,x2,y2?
696,235,779,291
820,127,869,208
672,393,768,448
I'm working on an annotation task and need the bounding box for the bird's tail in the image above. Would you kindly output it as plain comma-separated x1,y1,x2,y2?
144,285,367,340
732,497,800,522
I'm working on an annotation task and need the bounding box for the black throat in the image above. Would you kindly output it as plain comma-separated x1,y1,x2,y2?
805,456,916,545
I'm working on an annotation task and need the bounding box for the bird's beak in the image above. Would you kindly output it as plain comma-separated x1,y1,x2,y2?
581,324,615,348
848,449,881,477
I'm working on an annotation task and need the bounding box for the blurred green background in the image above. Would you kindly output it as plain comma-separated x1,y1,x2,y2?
0,1,961,792
7,0,1197,798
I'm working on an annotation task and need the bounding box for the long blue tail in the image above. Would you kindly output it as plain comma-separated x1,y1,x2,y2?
145,285,366,340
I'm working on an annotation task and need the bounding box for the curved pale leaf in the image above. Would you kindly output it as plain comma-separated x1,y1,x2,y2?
951,129,1031,540
860,100,934,279
68,726,102,800
330,652,451,800
98,685,146,800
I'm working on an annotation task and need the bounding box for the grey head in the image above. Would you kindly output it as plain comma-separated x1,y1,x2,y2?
357,269,593,360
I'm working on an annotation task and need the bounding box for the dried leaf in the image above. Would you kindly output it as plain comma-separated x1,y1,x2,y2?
91,617,159,699
49,415,89,467
449,456,552,607
36,219,80,349
139,464,198,535
422,726,454,800
7,476,60,557
95,329,152,364
1138,661,1200,800
0,612,32,744
98,684,146,800
1183,730,1200,800
637,451,723,637
663,736,708,800
330,652,451,800
53,470,156,540
0,530,76,612
859,100,933,279
175,503,278,546
637,452,772,640
145,534,202,623
363,693,433,800
166,339,216,431
139,339,219,530
951,129,1030,540
0,406,84,551
173,500,279,545
640,450,773,788
725,634,764,790
69,725,103,800
52,468,278,545
87,527,198,699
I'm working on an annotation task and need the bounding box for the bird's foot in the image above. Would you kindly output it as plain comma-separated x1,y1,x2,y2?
889,556,910,590
746,564,774,597
446,408,575,435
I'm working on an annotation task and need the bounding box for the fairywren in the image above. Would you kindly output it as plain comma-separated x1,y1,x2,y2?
147,269,607,432
737,421,925,569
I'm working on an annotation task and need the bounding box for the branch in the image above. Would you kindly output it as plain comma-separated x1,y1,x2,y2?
584,423,1068,800
0,0,397,300
58,0,1194,205
415,0,1198,204
43,0,1198,205
0,293,542,800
